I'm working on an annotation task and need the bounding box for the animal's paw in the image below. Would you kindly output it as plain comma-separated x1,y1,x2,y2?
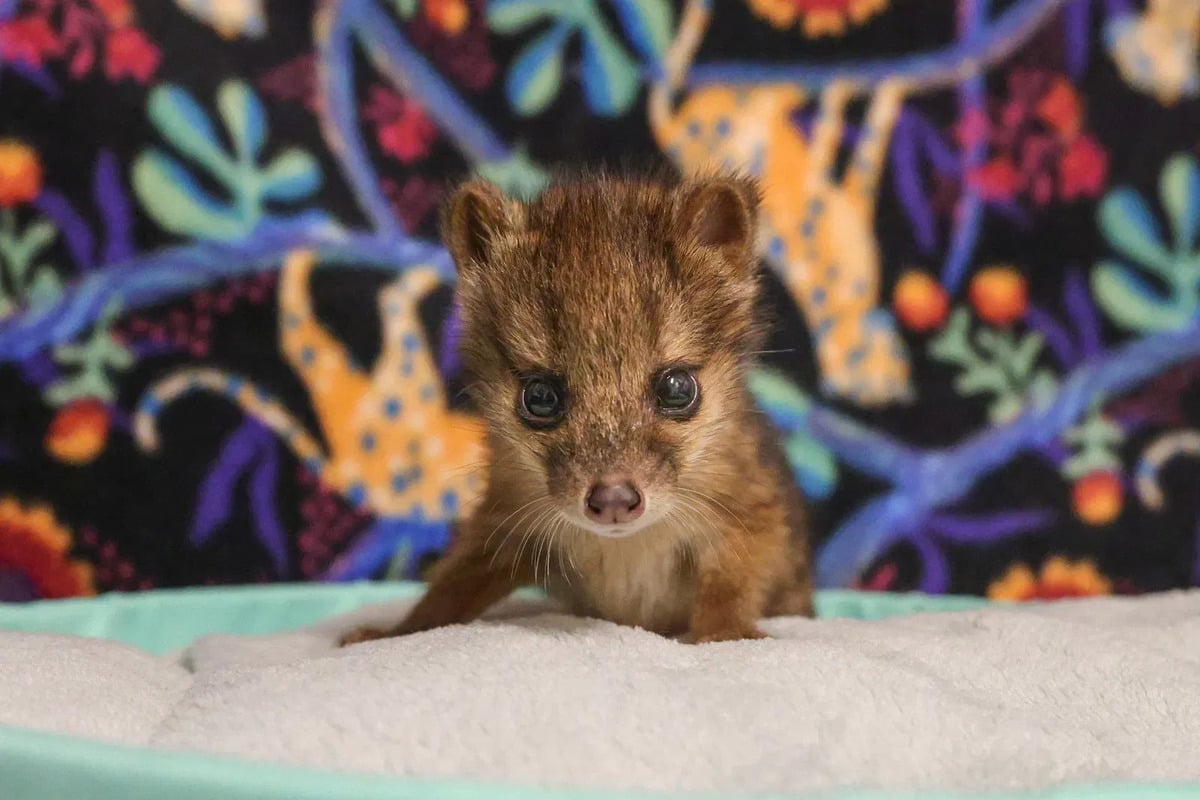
338,626,392,647
684,625,768,644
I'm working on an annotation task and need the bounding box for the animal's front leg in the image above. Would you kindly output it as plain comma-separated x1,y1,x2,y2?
339,533,524,646
686,534,776,644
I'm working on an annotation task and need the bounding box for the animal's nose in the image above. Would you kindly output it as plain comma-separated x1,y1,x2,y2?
584,479,644,525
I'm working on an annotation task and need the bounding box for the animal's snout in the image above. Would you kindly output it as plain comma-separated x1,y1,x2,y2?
584,478,644,525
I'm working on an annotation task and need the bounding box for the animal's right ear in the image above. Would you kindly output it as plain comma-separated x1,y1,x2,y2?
442,180,521,274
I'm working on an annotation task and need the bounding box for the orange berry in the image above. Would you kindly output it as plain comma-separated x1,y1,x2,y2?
1072,471,1124,526
893,270,949,332
45,399,111,466
0,141,43,208
969,266,1028,326
425,0,468,34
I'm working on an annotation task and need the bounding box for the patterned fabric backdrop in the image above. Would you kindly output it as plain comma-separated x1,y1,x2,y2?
1,0,1199,603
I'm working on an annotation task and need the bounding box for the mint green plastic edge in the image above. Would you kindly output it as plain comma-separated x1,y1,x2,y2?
0,585,1196,800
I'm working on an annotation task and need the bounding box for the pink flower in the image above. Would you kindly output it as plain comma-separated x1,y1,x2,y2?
104,28,160,83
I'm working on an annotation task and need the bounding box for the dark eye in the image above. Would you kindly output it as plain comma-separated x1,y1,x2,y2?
654,368,700,418
518,375,567,427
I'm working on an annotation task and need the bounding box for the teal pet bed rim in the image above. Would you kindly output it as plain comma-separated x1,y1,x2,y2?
0,583,1197,800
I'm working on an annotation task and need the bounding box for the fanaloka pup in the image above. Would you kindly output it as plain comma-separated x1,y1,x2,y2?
343,172,813,645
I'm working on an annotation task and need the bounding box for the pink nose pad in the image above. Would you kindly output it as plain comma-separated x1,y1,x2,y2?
584,480,644,525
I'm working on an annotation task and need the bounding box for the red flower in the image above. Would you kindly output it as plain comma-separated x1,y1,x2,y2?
104,27,159,82
92,0,133,27
1035,77,1082,138
365,87,438,163
1059,135,1109,202
378,115,437,162
970,157,1020,201
0,17,63,67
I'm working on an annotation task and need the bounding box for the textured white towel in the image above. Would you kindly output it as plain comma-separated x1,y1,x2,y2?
4,592,1200,795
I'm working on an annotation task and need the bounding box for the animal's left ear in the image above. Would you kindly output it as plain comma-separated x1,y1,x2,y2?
673,175,760,268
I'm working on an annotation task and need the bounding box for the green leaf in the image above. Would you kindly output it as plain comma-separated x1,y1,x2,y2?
1027,370,1058,411
506,25,569,116
956,364,1007,397
1009,332,1045,380
1091,259,1191,331
217,81,267,162
1161,154,1200,252
132,150,250,240
26,266,63,309
260,149,322,202
988,394,1023,424
488,0,568,32
393,0,418,17
11,219,57,274
0,294,13,319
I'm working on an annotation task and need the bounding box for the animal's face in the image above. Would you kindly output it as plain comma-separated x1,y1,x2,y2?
444,174,763,538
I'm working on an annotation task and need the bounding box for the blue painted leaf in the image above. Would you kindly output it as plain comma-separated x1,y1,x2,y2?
578,22,639,116
608,0,673,66
192,421,264,547
1098,187,1170,272
260,149,322,202
147,85,228,179
217,81,267,162
891,116,937,254
1161,154,1200,251
93,149,134,264
1091,259,1189,331
132,150,249,240
488,0,569,33
506,24,570,116
249,437,290,576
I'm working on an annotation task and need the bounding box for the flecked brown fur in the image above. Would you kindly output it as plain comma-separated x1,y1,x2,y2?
342,171,813,646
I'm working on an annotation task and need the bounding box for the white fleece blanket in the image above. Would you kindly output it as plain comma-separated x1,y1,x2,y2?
3,591,1200,796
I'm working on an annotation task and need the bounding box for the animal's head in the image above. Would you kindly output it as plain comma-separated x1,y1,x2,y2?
444,173,765,538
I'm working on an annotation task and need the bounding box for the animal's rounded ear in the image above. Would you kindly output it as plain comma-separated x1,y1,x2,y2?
442,179,521,273
673,175,760,257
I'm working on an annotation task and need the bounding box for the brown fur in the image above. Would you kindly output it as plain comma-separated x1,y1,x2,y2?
342,171,813,646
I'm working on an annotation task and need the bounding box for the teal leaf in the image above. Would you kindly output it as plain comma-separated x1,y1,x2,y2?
487,0,569,32
1091,258,1191,331
475,145,549,201
748,368,811,428
785,435,837,500
132,151,250,240
1160,154,1200,252
217,81,267,162
506,24,570,116
147,85,229,180
1098,187,1170,272
260,149,322,202
608,0,673,65
578,20,639,116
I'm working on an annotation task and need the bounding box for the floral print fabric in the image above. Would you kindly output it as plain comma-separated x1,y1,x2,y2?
0,0,1198,602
